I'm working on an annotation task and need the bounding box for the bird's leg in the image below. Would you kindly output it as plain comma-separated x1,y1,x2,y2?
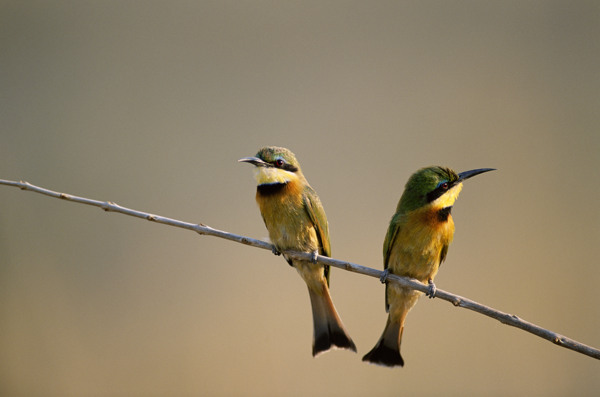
426,278,437,298
310,250,319,264
271,245,281,256
379,268,390,284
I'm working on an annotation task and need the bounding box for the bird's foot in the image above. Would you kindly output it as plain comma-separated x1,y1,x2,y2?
426,279,437,298
379,269,390,284
271,246,281,256
310,250,319,264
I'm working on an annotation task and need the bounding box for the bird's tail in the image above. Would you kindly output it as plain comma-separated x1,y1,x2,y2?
308,284,356,356
362,316,404,367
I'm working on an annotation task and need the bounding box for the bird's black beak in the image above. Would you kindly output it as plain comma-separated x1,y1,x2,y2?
457,168,496,182
238,156,269,167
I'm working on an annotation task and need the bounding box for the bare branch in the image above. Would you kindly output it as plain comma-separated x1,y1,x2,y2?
2,178,599,361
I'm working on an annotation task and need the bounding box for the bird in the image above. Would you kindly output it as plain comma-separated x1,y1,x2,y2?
362,166,494,367
239,146,356,356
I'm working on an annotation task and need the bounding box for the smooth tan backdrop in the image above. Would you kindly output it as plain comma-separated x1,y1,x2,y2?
1,1,598,396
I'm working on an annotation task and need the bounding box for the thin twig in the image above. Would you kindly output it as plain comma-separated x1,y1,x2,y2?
1,178,599,361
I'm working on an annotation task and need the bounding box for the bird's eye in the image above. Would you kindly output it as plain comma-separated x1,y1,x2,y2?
441,182,449,190
275,159,285,167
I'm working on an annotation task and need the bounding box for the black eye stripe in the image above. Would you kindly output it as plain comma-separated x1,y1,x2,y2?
426,182,454,203
268,159,298,173
283,163,299,172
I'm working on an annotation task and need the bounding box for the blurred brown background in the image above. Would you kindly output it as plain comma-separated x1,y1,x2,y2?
1,1,599,396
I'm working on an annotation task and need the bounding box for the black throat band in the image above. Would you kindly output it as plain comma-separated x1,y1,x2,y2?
437,206,453,222
257,182,287,196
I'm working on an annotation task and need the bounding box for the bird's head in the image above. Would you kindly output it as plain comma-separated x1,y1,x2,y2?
239,146,304,186
398,166,495,213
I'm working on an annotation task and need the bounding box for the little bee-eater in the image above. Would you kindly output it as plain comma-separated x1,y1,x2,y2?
362,166,494,367
239,146,356,356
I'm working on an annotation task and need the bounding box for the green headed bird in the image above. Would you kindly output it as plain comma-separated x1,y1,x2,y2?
362,166,494,367
239,146,356,356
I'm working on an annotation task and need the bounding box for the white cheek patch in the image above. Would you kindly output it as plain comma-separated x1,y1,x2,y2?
254,167,296,185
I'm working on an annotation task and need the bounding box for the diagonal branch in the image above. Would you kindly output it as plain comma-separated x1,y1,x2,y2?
1,178,599,361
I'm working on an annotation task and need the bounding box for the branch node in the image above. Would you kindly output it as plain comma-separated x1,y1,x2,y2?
195,224,206,235
59,193,71,200
451,297,461,306
147,214,157,221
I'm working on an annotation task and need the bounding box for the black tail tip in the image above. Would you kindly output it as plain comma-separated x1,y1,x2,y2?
313,332,357,356
362,345,404,367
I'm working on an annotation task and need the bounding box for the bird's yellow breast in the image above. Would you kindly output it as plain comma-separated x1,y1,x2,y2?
255,179,319,253
387,203,456,282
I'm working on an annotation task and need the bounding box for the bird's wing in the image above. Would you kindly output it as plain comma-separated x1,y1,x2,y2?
439,243,449,267
382,213,402,311
303,187,331,283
